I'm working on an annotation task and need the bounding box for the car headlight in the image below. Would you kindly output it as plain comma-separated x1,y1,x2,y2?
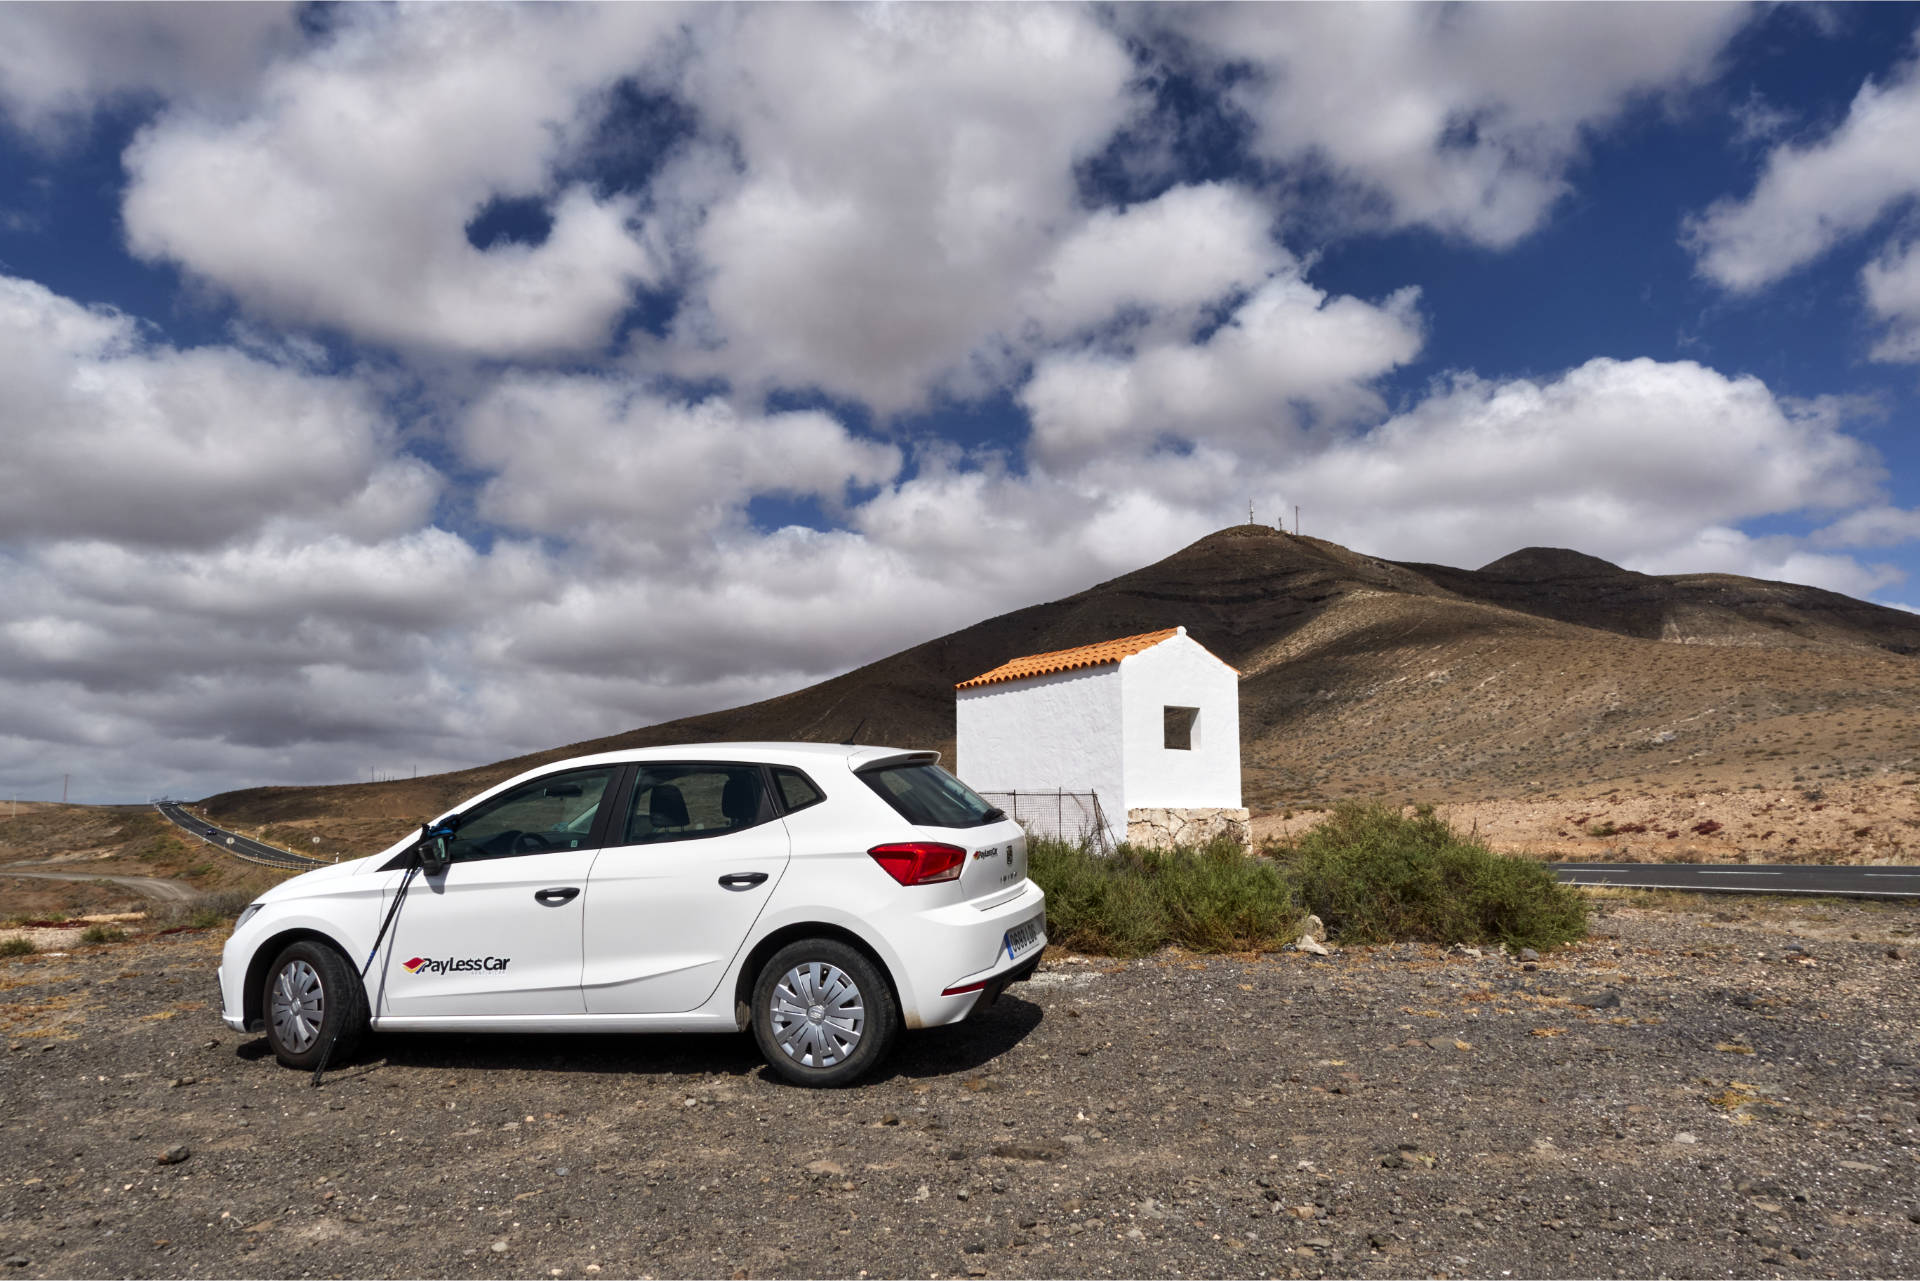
235,902,265,929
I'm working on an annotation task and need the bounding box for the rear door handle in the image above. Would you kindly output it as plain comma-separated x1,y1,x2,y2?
718,872,769,891
533,887,580,905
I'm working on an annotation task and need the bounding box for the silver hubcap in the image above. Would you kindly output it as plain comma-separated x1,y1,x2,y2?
270,959,324,1053
769,961,864,1067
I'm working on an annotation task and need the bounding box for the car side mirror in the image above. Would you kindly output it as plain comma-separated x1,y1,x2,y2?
416,823,453,874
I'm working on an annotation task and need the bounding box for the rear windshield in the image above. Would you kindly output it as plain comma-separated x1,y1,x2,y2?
860,763,1002,829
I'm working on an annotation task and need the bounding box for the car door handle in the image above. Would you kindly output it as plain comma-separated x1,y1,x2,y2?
533,887,580,905
717,872,769,891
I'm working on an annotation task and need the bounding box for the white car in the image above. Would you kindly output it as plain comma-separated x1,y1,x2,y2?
218,744,1045,1086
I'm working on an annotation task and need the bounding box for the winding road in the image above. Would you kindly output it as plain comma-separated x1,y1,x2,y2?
153,801,329,870
0,868,201,903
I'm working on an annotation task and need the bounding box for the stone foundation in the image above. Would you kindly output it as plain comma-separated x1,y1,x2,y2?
1125,806,1251,850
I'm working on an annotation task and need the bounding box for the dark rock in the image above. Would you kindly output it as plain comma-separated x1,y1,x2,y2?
990,1142,1064,1162
4,1257,28,1269
963,1243,986,1254
1571,991,1621,1009
1519,948,1540,963
156,1145,190,1166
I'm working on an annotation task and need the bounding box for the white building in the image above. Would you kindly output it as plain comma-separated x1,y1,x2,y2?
954,626,1249,849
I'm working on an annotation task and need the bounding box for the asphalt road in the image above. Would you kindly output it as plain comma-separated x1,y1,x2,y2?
153,801,328,870
1551,860,1920,897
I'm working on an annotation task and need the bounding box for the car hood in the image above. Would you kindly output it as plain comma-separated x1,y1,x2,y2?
257,847,397,902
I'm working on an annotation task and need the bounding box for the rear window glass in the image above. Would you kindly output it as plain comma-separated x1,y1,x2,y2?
772,767,825,814
860,763,1001,828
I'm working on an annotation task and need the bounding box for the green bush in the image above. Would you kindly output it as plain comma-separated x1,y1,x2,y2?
1028,837,1300,956
1272,802,1587,950
78,924,126,945
0,935,35,957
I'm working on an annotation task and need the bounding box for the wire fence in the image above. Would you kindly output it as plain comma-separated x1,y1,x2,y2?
977,789,1115,855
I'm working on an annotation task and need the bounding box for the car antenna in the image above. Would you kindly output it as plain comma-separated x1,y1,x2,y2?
840,717,867,746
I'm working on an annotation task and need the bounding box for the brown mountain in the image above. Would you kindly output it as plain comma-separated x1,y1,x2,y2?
202,525,1920,851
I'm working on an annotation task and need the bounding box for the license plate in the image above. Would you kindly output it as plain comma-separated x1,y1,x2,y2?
1003,917,1043,960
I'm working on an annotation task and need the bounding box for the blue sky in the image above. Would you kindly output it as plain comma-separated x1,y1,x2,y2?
4,2,1920,802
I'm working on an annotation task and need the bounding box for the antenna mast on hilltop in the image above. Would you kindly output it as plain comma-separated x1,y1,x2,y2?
1294,505,1300,536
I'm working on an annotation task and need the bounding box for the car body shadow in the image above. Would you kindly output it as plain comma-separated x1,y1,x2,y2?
246,994,1045,1087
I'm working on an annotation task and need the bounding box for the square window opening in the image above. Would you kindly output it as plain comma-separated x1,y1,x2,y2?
1164,705,1198,751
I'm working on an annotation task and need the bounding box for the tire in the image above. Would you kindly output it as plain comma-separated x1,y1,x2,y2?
261,940,369,1070
750,938,899,1087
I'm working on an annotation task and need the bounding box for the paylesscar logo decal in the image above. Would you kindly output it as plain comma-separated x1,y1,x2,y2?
402,955,511,975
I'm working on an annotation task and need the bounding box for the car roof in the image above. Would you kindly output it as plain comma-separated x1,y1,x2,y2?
526,741,937,775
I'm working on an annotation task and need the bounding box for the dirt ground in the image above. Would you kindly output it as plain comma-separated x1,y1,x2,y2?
2,895,1917,1280
1252,778,1920,866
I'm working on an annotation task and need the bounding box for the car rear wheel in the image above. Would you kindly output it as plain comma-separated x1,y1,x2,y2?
751,938,899,1087
262,940,368,1070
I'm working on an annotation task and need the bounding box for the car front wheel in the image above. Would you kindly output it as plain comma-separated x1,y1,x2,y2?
750,939,899,1087
262,940,368,1070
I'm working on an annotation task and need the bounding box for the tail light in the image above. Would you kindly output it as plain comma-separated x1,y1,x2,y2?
868,841,966,886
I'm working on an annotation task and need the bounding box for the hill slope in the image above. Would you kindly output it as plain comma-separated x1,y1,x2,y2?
201,525,1920,850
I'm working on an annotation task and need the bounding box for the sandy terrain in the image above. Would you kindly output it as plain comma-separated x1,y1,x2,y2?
1254,778,1920,865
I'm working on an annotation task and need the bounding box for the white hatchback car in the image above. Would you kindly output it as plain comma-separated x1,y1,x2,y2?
218,744,1045,1085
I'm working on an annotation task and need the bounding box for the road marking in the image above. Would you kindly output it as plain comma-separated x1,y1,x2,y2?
1696,870,1781,876
1863,873,1920,878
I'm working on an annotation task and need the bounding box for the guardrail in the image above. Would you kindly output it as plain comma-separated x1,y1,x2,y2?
154,803,331,870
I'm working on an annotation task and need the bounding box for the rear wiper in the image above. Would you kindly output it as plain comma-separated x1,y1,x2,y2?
981,806,1006,822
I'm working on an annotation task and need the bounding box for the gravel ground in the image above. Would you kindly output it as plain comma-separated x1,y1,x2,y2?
2,899,1918,1280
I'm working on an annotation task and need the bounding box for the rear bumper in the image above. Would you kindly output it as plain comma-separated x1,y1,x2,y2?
890,881,1046,1028
964,950,1042,1016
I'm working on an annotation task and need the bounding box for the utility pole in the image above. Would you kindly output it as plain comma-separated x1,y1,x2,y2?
1294,505,1300,536
62,774,68,804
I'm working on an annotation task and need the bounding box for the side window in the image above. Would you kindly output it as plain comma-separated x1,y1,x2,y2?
1164,705,1198,751
448,767,615,863
772,767,824,814
625,765,770,845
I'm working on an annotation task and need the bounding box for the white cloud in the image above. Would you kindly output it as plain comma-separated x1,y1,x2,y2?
0,2,299,142
120,4,678,358
1811,503,1920,549
0,274,434,549
1175,2,1748,246
1022,273,1424,467
1022,183,1284,340
1686,34,1920,361
460,375,902,551
1687,41,1920,291
1862,238,1920,361
1257,357,1885,584
663,3,1138,411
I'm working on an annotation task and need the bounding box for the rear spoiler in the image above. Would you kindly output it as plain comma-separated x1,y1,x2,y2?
851,750,941,774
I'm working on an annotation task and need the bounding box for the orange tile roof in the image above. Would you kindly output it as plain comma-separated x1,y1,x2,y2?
956,628,1182,690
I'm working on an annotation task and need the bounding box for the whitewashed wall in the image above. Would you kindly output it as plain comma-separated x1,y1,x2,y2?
956,664,1124,836
956,627,1240,846
1118,630,1241,810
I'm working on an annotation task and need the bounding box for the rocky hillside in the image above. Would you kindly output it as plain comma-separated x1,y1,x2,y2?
201,525,1920,848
